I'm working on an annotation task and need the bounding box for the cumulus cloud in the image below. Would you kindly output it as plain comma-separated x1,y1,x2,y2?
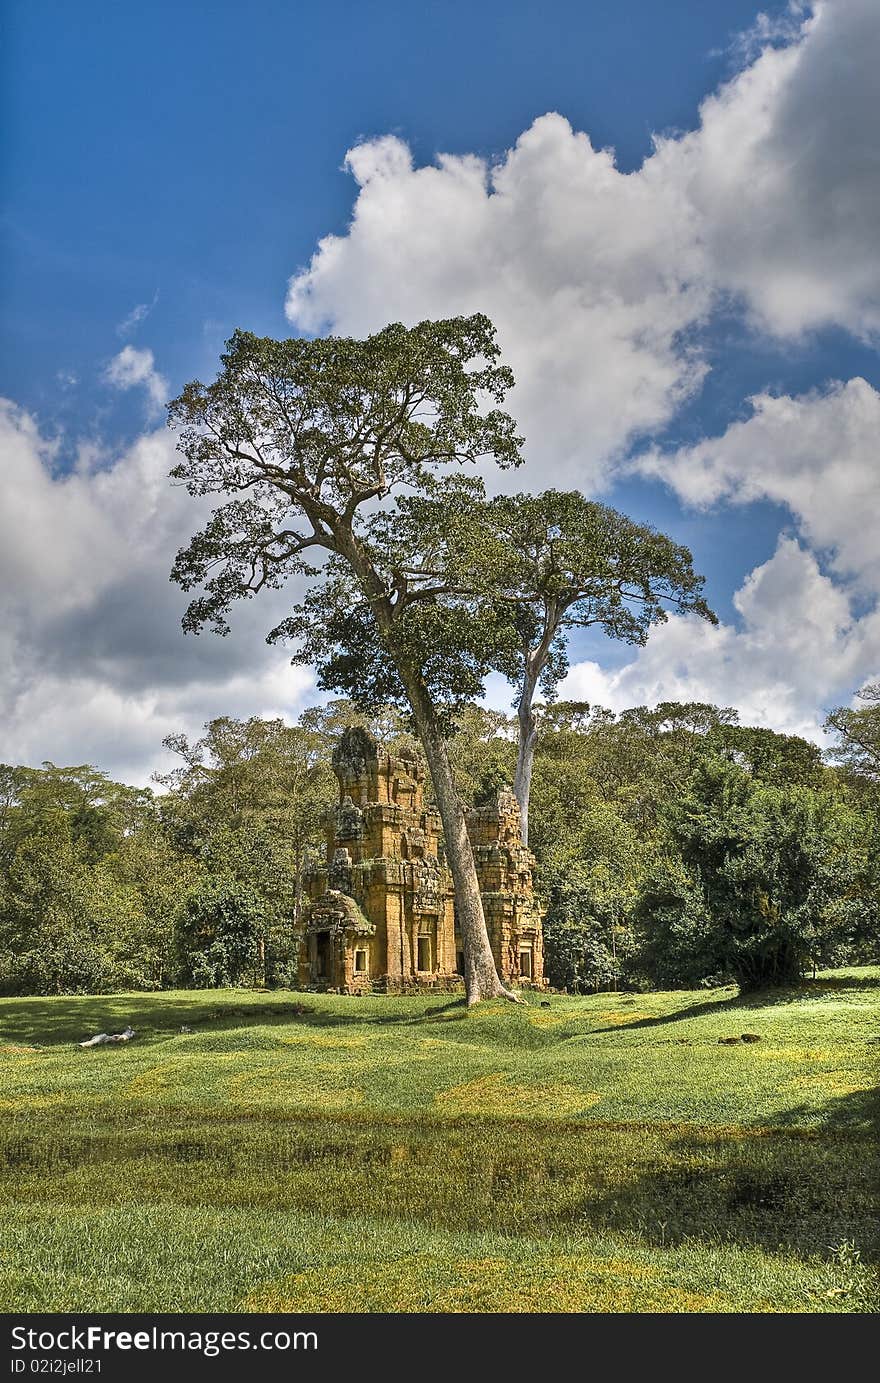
670,0,880,339
562,538,880,741
5,663,316,793
286,0,879,487
0,402,316,785
635,377,880,591
7,1,879,774
613,374,880,736
103,345,168,416
287,116,711,487
279,0,880,739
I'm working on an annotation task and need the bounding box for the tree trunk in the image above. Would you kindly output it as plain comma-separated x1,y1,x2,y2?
512,608,563,847
405,676,519,1006
513,665,540,847
336,531,519,1005
293,836,304,928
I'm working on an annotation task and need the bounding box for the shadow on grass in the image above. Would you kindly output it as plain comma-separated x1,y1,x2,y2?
1,1088,876,1262
2,968,877,1047
761,1083,879,1133
0,992,470,1047
587,1085,879,1257
587,972,880,1036
0,996,221,1046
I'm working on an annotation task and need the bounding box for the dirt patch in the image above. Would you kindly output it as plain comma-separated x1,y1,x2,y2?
434,1072,600,1117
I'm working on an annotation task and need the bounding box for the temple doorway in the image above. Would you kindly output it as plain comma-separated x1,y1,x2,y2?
315,933,331,981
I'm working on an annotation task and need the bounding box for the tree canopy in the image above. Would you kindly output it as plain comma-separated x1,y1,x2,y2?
289,486,717,842
459,490,717,842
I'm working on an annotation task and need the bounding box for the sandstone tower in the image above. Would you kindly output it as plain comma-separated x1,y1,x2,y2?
297,726,545,993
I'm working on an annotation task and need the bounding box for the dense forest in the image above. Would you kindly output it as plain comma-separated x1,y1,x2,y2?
1,692,878,997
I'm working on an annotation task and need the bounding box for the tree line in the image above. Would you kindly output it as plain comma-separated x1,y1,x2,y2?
1,691,877,997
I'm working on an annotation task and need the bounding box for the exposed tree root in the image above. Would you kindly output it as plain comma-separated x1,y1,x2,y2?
466,984,525,1007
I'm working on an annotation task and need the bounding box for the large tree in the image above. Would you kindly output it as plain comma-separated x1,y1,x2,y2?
168,316,523,1004
352,488,717,842
635,759,871,990
284,489,717,844
461,491,717,843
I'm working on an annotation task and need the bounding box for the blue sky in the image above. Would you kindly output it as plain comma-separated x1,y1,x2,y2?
2,0,787,421
1,0,879,783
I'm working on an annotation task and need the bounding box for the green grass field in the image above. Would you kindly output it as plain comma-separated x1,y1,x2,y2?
1,969,877,1313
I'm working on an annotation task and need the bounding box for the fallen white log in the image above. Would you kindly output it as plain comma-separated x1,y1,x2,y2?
78,1026,135,1048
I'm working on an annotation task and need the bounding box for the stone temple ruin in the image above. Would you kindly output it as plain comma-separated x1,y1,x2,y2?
296,726,546,993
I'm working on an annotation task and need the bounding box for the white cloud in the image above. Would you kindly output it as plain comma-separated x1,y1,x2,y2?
287,115,711,488
280,0,880,740
5,663,317,791
103,345,168,416
621,373,880,740
635,377,880,592
6,2,879,775
285,0,879,487
563,538,880,742
0,401,317,786
725,2,810,61
0,400,124,609
668,0,880,339
116,293,159,338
